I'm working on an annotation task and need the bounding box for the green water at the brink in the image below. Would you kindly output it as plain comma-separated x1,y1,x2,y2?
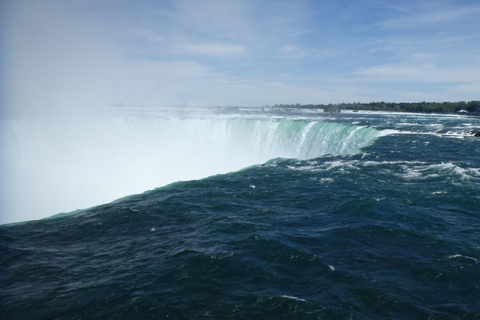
1,108,480,319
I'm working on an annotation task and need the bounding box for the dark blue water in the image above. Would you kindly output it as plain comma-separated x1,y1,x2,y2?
1,108,480,319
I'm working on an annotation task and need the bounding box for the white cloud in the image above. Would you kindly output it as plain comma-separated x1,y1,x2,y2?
411,53,436,58
378,2,480,30
449,82,480,96
1,0,241,113
280,45,311,58
355,63,480,84
127,27,166,43
356,65,425,77
169,0,253,35
3,0,480,111
170,41,246,57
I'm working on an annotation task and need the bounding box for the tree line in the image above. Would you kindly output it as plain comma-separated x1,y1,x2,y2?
272,101,480,114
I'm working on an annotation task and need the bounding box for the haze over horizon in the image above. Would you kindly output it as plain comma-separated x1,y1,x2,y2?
1,0,480,116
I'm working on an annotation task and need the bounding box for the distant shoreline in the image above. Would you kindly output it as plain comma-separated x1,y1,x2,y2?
269,101,480,115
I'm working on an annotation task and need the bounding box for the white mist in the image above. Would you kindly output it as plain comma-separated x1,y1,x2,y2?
1,107,385,224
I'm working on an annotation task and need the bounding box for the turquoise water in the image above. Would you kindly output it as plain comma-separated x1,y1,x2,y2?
1,108,480,319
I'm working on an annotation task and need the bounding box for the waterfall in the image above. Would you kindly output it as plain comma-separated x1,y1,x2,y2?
1,109,384,223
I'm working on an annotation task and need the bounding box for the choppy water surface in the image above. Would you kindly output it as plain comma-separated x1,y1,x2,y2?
1,107,480,319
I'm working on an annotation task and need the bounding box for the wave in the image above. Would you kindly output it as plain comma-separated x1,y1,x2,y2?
1,114,387,224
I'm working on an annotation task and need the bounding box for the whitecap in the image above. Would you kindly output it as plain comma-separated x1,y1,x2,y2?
320,178,335,184
448,254,478,263
279,295,307,302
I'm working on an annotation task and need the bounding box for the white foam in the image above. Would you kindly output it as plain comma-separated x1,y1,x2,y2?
279,295,307,302
391,162,480,181
449,254,478,263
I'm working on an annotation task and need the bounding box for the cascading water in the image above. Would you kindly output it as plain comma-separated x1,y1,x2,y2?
2,109,479,320
1,108,385,224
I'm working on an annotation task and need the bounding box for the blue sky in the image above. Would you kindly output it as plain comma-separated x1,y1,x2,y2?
2,0,480,110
